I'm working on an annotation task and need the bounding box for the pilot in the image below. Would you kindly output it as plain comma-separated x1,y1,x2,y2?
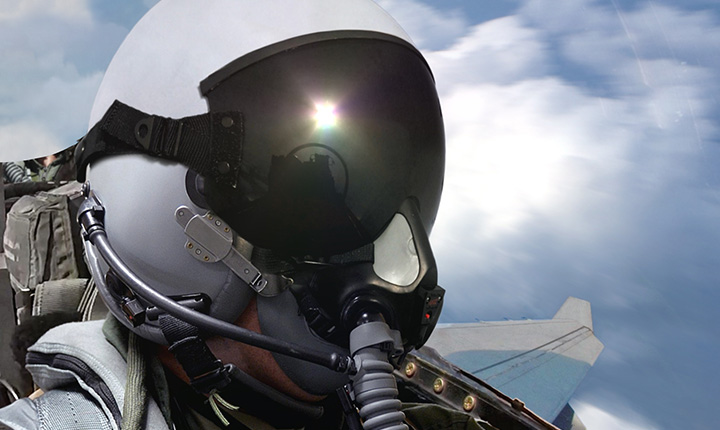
0,1,494,429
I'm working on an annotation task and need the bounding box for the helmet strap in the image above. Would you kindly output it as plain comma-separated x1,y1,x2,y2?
158,314,233,396
158,314,327,425
75,99,244,188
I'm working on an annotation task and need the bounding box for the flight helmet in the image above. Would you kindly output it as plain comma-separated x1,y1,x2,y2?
77,0,445,396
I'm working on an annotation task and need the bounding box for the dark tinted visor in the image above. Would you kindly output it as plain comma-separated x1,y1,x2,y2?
200,31,445,257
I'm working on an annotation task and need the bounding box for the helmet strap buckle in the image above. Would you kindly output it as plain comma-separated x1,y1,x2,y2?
159,314,233,395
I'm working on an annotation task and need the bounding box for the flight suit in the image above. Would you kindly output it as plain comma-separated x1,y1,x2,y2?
0,317,497,430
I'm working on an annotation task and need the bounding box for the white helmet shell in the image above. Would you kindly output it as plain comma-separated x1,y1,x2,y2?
89,0,412,125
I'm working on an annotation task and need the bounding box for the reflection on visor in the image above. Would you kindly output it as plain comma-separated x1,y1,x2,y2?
314,102,338,128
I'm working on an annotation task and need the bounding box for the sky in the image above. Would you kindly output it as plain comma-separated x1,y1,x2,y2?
1,0,719,429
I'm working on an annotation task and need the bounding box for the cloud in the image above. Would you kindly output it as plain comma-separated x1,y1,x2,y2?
434,77,637,239
423,0,720,297
572,400,660,430
0,0,91,22
521,0,720,94
426,16,549,90
410,1,720,428
0,1,129,161
375,0,469,50
0,121,64,161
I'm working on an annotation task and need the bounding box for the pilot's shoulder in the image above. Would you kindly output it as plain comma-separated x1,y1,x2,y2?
0,386,111,430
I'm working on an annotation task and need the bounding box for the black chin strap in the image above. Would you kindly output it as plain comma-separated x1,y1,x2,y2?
158,314,233,395
75,99,243,188
158,314,326,424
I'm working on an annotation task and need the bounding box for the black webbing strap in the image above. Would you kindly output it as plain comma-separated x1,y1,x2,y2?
327,242,374,265
250,242,375,274
75,100,243,187
158,314,232,395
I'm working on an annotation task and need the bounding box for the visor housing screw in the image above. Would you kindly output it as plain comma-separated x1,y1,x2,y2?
405,362,417,377
218,162,231,174
433,378,444,393
463,396,476,412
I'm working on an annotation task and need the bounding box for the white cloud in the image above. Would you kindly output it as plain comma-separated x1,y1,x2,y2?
620,2,720,68
375,0,468,50
0,2,125,161
429,0,718,252
0,0,91,22
433,78,640,250
572,401,660,430
0,121,64,161
426,16,548,91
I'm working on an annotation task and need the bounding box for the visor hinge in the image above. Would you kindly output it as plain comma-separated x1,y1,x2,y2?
175,205,288,297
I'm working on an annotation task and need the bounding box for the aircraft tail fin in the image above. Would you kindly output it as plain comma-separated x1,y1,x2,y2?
553,297,593,331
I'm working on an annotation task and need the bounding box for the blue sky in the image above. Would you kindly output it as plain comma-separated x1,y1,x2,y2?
1,1,719,429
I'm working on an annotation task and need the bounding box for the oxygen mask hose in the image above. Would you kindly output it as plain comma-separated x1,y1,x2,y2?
349,314,408,430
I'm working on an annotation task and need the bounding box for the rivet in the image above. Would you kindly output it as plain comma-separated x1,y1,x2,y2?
511,398,525,410
208,215,214,220
224,227,230,232
244,269,250,274
463,396,476,412
187,243,194,249
195,249,201,255
433,378,445,393
405,362,417,377
178,210,185,217
215,220,221,226
204,256,209,261
222,116,234,128
137,123,149,138
217,161,231,174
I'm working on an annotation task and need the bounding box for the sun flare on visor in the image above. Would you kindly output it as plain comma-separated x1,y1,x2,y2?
314,102,338,128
